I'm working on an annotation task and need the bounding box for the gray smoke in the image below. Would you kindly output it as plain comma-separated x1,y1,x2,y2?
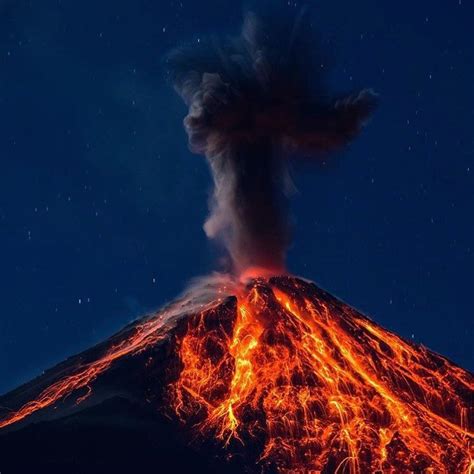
167,7,377,276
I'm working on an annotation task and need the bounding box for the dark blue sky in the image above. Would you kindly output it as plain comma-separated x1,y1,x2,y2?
1,1,472,394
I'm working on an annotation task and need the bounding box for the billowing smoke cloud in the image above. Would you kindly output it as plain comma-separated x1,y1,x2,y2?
167,7,377,276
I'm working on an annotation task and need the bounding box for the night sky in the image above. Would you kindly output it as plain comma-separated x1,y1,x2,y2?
1,1,472,395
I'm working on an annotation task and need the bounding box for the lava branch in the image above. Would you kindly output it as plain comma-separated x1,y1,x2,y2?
0,317,169,429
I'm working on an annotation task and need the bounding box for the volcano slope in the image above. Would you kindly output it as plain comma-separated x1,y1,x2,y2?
0,276,473,473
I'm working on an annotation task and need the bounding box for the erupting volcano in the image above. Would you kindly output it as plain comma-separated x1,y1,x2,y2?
1,7,472,474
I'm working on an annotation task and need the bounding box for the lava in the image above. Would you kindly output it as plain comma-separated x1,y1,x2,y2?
170,277,474,473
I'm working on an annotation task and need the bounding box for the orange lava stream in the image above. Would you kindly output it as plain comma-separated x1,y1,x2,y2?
0,315,170,429
172,279,474,473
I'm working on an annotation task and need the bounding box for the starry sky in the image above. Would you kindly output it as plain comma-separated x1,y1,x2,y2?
0,0,472,395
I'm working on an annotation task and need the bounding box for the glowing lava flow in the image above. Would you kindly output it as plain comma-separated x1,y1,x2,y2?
171,277,474,473
0,312,174,430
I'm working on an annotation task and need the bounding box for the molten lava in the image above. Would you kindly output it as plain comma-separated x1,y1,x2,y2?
0,276,472,473
170,277,474,473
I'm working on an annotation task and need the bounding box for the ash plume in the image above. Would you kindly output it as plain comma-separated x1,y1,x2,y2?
167,7,377,276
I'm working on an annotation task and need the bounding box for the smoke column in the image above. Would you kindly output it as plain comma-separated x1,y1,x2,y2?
167,7,377,276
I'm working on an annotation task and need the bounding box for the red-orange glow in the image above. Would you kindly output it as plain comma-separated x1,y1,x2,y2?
239,266,284,282
171,277,474,473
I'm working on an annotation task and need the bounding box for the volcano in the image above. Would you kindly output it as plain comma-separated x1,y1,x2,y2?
1,276,472,473
3,7,473,473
